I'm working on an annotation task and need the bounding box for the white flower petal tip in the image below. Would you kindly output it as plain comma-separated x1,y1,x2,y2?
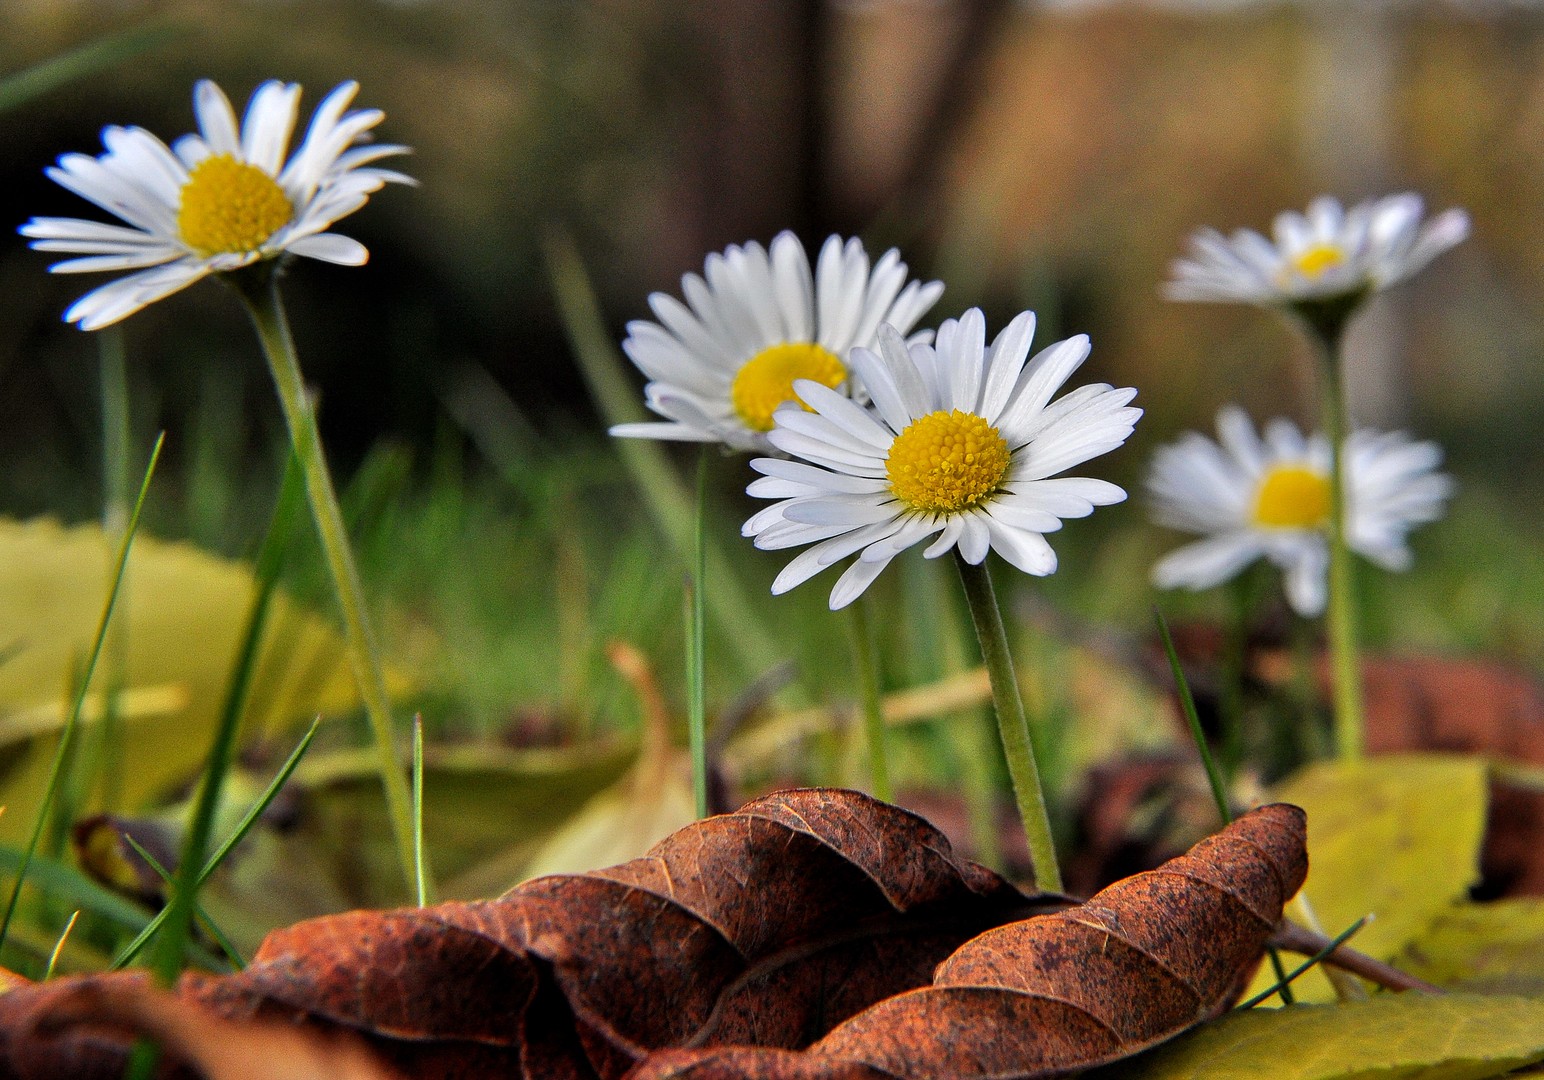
610,232,943,452
23,79,411,329
1166,192,1469,310
742,306,1138,605
1145,406,1453,616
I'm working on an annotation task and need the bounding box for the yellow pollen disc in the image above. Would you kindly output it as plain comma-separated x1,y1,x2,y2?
730,342,847,432
1253,465,1332,529
886,409,1011,515
177,154,293,256
1288,243,1347,281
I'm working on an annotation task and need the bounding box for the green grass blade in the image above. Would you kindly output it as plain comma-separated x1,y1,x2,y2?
110,718,320,971
42,910,79,981
0,22,186,113
147,452,304,986
1237,916,1370,1010
542,227,782,684
120,836,244,970
413,713,426,907
1154,606,1232,825
0,433,163,954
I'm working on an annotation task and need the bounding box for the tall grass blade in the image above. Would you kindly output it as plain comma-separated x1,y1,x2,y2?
121,836,244,970
42,910,78,981
413,714,427,907
1153,607,1232,825
542,227,782,684
1237,915,1370,1010
0,433,163,955
0,22,185,113
110,718,320,971
146,453,304,986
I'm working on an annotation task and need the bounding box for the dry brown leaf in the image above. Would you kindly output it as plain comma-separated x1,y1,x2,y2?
0,793,1308,1080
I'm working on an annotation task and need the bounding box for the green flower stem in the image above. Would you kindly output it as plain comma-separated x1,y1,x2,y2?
1308,324,1366,762
686,449,710,819
844,598,892,803
230,266,422,897
954,554,1062,893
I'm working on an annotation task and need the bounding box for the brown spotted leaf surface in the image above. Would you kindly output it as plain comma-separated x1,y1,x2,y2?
0,791,1307,1080
632,802,1306,1079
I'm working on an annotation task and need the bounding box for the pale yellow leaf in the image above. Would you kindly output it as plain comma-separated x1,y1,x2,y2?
1397,899,1544,998
0,517,406,840
1244,753,1489,1003
1092,994,1544,1080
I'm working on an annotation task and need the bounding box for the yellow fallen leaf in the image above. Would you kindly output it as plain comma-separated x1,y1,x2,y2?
1397,898,1544,997
1091,994,1544,1080
1243,753,1489,1004
0,516,408,840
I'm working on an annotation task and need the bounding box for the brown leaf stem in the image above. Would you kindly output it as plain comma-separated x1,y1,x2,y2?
1269,920,1443,995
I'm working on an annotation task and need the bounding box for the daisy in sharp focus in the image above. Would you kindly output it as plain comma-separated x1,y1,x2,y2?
1165,193,1469,308
1147,406,1455,617
609,231,944,452
743,308,1141,610
21,79,412,331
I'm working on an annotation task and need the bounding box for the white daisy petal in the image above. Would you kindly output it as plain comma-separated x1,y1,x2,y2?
994,335,1091,440
286,232,368,265
985,518,1058,577
240,81,303,175
791,380,893,449
1146,407,1452,612
1282,541,1329,617
828,552,894,610
848,345,912,435
193,79,241,156
66,261,208,330
978,310,1036,422
784,497,899,528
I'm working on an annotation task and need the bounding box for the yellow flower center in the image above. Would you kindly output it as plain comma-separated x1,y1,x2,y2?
1287,243,1347,281
730,342,847,432
886,409,1011,514
1253,464,1332,529
177,154,293,256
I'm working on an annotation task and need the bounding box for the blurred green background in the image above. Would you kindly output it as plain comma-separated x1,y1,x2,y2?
0,2,1541,963
0,0,1540,751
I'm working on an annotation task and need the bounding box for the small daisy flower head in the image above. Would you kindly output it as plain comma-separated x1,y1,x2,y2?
743,308,1141,610
1147,406,1455,616
1166,193,1469,311
609,232,944,452
21,79,413,330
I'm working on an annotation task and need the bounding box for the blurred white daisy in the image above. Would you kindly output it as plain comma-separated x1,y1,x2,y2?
609,232,944,452
21,79,412,330
1166,193,1468,307
743,308,1140,609
1148,406,1455,616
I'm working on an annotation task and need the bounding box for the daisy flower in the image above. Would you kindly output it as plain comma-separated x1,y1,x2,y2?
743,308,1141,610
1147,406,1455,616
21,79,412,330
1166,193,1469,308
609,232,944,452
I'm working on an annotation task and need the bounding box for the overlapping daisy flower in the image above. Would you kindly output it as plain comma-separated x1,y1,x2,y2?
1165,193,1469,307
1147,406,1455,616
609,232,944,452
21,79,412,330
743,308,1141,609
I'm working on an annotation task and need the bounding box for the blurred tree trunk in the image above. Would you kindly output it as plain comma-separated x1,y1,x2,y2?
670,0,1011,258
1303,5,1407,428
